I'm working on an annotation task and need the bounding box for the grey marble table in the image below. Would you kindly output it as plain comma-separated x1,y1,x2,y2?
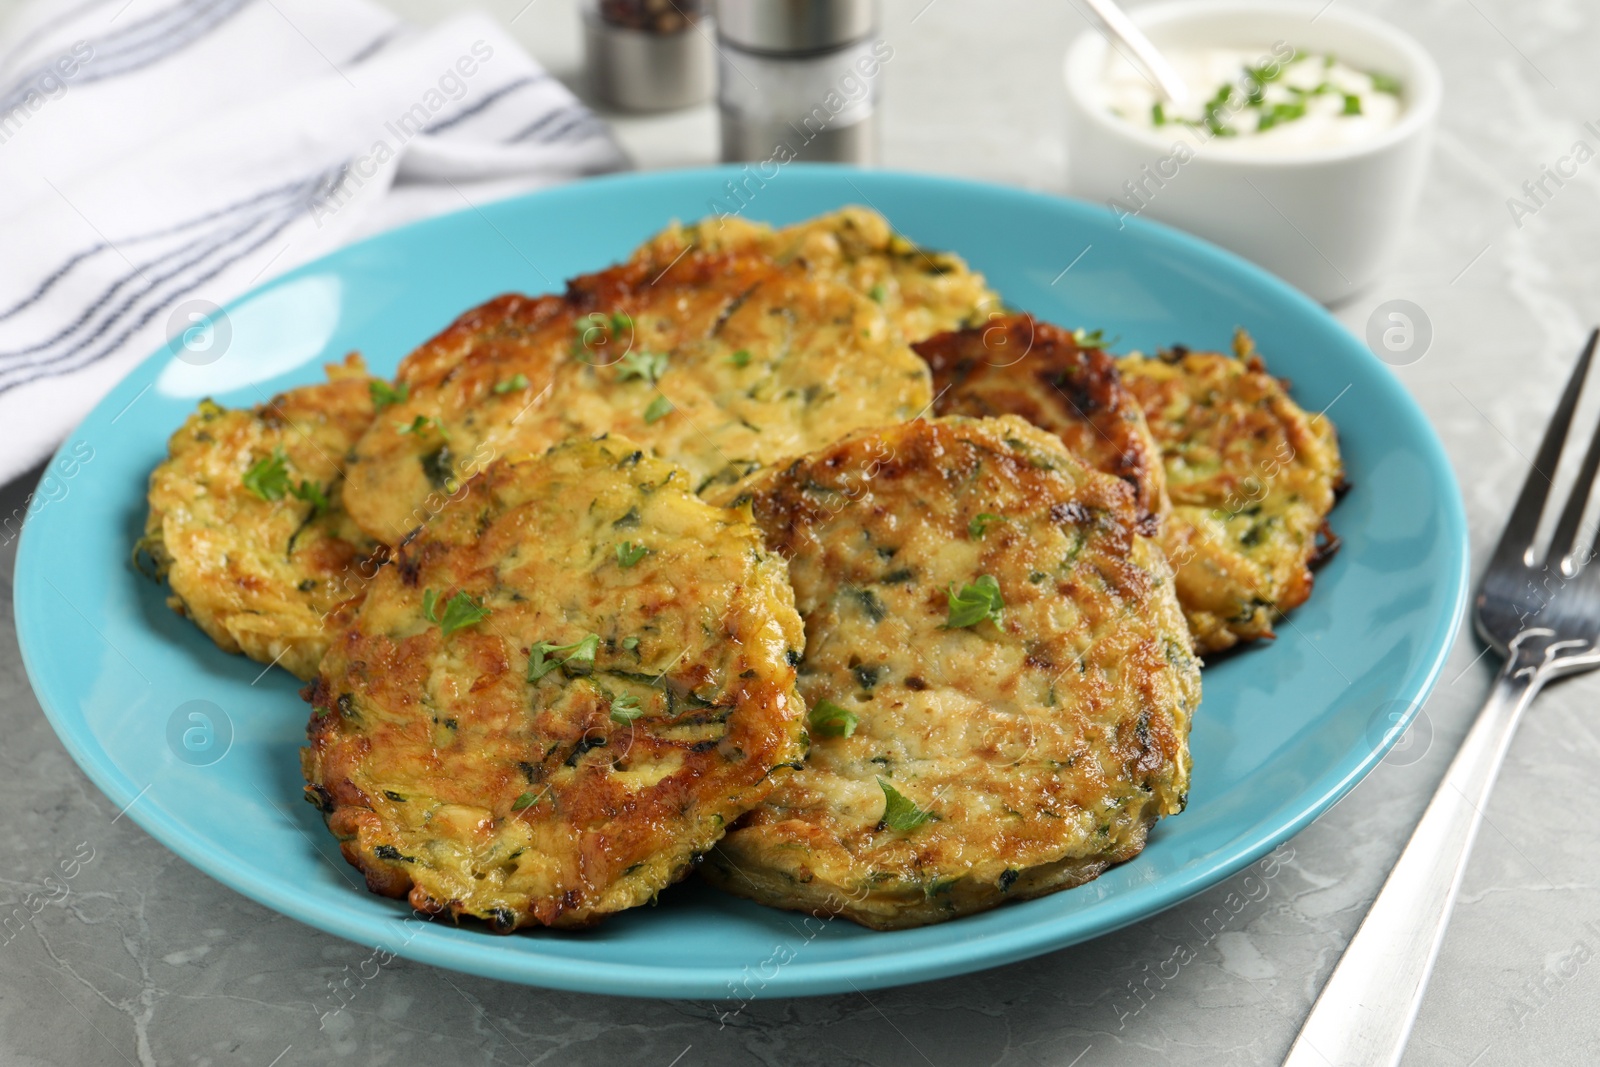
3,0,1599,1063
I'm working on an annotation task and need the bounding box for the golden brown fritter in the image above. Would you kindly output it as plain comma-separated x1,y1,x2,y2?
918,314,1167,524
701,416,1199,929
1118,333,1344,652
303,436,807,930
339,221,934,543
687,207,1003,343
138,354,383,680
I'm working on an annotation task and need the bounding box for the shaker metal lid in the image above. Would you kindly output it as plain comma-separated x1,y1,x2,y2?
714,0,876,54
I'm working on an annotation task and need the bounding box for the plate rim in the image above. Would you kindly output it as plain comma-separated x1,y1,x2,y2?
14,164,1471,998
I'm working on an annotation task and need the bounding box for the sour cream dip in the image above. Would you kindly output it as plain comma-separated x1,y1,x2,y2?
1098,44,1404,156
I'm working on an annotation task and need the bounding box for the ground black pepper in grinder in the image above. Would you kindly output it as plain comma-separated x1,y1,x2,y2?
583,0,714,112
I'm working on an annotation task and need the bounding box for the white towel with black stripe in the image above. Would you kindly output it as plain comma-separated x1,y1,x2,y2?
0,0,627,487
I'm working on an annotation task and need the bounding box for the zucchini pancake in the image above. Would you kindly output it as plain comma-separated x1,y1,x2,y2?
302,436,807,930
702,416,1200,929
1118,334,1344,652
339,213,940,544
917,313,1167,524
138,354,382,680
682,206,1002,344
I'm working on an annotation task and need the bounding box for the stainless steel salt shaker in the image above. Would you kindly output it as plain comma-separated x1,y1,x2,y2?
714,0,885,164
583,0,714,112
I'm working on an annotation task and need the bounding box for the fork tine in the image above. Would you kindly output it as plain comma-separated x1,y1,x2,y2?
1549,360,1600,575
1487,328,1600,571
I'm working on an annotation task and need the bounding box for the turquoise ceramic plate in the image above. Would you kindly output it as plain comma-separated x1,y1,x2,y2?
14,167,1469,998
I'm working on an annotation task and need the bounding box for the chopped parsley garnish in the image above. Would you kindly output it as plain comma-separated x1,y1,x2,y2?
1072,327,1107,347
617,350,669,384
968,513,1003,539
616,541,649,567
727,349,753,367
575,311,633,360
290,478,329,516
422,589,491,636
242,448,326,514
609,694,645,724
643,394,674,424
868,282,887,303
946,574,1004,629
527,633,600,683
511,791,540,811
878,778,931,831
395,414,445,438
369,380,410,411
492,373,529,395
808,699,859,739
242,448,292,501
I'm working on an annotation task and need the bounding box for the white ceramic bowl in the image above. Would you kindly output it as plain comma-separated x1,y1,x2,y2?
1062,1,1441,304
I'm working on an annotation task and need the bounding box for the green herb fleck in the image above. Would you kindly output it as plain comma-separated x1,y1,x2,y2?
868,283,887,303
1341,93,1362,116
420,444,454,491
1151,101,1166,126
621,635,640,650
727,349,753,367
369,380,410,411
422,589,491,636
242,448,326,512
511,791,540,811
809,699,859,739
616,541,648,567
1369,71,1401,95
1256,99,1307,132
290,479,328,516
945,574,1004,629
396,414,445,438
878,778,931,831
493,373,529,395
968,513,1003,539
609,694,645,724
527,633,600,683
643,394,674,424
617,350,669,384
242,448,291,501
1072,327,1107,348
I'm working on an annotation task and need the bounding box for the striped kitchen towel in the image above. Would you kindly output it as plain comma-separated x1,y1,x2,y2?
0,0,628,487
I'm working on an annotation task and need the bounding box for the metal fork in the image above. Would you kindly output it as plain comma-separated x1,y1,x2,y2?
1283,329,1600,1067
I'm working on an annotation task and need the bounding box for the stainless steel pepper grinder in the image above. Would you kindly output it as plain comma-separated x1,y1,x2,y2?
714,0,885,164
583,0,715,112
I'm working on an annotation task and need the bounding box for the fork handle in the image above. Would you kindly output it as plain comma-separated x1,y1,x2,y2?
1282,650,1543,1067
